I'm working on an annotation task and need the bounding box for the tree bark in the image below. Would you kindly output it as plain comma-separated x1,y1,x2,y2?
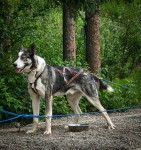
0,1,10,52
85,11,101,74
63,3,76,66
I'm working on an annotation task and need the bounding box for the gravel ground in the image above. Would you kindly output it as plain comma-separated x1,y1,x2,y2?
0,109,141,150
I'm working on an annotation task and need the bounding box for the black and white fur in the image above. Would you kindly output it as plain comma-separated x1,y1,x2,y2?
13,43,115,134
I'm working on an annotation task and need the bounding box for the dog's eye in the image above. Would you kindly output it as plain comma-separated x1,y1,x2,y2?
21,56,27,61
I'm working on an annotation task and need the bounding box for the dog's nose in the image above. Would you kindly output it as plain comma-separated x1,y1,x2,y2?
13,63,17,67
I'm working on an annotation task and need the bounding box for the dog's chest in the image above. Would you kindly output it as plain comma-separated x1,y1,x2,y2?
28,77,45,98
27,70,36,83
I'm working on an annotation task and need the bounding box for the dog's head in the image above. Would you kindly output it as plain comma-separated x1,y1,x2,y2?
13,43,37,73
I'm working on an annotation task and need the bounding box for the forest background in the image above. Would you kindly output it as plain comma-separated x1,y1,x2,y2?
0,0,141,120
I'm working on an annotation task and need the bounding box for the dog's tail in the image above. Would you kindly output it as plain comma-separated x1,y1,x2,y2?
100,79,114,92
93,75,114,92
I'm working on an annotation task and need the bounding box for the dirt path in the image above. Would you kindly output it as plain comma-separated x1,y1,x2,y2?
0,109,141,150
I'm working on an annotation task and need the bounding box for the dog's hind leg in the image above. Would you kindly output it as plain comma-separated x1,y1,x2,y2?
27,89,40,134
66,91,82,123
86,96,115,129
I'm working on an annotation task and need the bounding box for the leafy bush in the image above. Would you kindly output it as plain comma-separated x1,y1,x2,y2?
1,1,141,122
100,72,141,110
0,74,31,119
100,1,141,78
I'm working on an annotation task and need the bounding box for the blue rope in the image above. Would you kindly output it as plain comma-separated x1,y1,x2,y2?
0,111,45,123
0,79,140,123
0,115,22,123
1,105,141,123
102,78,141,92
0,110,19,116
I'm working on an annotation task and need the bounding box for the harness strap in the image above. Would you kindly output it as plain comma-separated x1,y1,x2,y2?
66,69,83,85
65,67,76,75
30,83,38,94
55,67,77,84
30,65,83,94
30,67,45,94
30,65,46,94
52,67,84,94
56,67,84,85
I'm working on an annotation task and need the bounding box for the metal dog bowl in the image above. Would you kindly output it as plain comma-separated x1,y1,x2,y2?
68,123,89,132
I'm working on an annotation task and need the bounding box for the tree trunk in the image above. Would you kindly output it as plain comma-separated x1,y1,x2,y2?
85,11,101,74
0,1,10,52
63,3,76,66
0,1,12,75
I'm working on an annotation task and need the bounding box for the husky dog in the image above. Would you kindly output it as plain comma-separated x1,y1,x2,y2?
13,43,115,134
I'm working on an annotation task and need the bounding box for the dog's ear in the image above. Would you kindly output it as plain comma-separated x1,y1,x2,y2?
28,43,35,57
19,45,24,51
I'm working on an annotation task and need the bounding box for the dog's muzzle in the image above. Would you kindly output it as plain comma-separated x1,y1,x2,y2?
13,63,28,73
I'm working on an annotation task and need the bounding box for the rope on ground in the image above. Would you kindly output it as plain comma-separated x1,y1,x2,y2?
1,105,141,123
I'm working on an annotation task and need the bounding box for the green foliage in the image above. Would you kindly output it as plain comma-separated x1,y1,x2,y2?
100,72,141,110
53,96,71,114
100,0,141,78
0,74,32,119
0,0,141,121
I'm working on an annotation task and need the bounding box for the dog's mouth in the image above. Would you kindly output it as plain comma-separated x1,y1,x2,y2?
16,65,28,73
16,67,24,73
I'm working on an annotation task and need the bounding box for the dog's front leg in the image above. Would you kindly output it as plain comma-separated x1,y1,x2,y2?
27,89,40,134
44,95,52,135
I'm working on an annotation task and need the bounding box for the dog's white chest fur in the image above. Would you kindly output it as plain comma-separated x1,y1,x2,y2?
27,56,46,98
28,77,45,98
35,78,45,98
27,70,36,83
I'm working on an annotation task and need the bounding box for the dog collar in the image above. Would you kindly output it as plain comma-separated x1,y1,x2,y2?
27,66,37,75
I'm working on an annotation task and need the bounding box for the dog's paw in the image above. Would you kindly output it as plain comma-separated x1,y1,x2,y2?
44,130,51,135
108,124,115,130
26,124,38,134
26,129,36,134
64,125,69,131
64,125,69,129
